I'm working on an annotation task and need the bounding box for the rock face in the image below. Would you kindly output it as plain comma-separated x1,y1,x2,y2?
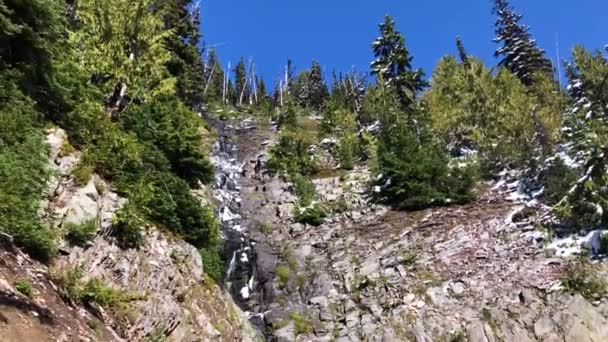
228,119,608,342
11,128,262,342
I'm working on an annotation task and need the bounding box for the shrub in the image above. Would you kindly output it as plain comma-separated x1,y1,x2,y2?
561,261,606,300
65,219,97,246
112,204,146,249
267,130,317,176
294,204,327,226
258,222,273,234
276,265,290,289
79,278,123,307
15,279,33,297
291,311,313,336
119,98,213,187
0,77,57,262
292,174,316,207
72,163,94,186
200,246,224,282
425,56,563,172
540,157,579,205
375,119,476,210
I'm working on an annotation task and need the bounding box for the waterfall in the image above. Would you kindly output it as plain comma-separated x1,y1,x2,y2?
208,118,264,329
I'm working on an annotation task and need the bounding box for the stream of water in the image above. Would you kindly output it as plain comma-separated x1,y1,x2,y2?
208,118,267,331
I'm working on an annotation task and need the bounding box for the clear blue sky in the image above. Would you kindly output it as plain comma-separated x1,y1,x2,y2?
200,0,606,86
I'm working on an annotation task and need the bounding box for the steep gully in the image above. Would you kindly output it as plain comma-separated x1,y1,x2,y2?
208,116,272,335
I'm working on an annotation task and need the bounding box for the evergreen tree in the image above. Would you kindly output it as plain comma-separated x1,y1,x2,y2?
372,82,475,209
257,77,267,100
162,0,206,107
74,0,175,117
555,46,608,229
204,48,225,103
456,36,469,68
234,57,248,105
371,15,425,109
492,0,553,85
309,60,328,109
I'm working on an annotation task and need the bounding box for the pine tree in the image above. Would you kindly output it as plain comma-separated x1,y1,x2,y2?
234,57,248,106
203,48,225,103
162,0,206,107
455,36,469,68
309,61,328,109
371,15,425,109
492,0,553,85
555,46,608,229
74,0,175,117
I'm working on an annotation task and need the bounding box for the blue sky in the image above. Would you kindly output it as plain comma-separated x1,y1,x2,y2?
200,0,606,86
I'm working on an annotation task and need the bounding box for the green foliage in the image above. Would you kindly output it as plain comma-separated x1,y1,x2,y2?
371,15,426,109
425,56,563,172
540,158,579,205
294,204,327,226
15,279,33,297
292,174,316,206
492,0,553,85
561,261,606,300
267,130,317,176
161,0,206,106
258,222,273,234
291,311,313,336
555,46,608,230
65,219,97,246
53,266,140,308
292,61,328,109
119,97,213,186
276,265,290,289
112,203,146,249
320,106,360,169
0,73,57,262
73,0,176,112
72,163,94,186
79,278,123,307
200,246,224,282
375,104,477,210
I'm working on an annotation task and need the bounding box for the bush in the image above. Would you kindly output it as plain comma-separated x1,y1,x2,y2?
561,261,606,300
294,204,327,226
292,174,316,207
119,98,213,187
15,279,33,297
0,75,57,262
291,311,313,336
375,119,476,210
424,56,563,172
65,219,97,246
540,157,579,205
276,265,290,289
267,130,317,176
79,278,123,307
112,203,146,249
200,246,224,282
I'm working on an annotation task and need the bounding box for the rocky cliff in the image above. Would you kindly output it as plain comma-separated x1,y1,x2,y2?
220,116,608,342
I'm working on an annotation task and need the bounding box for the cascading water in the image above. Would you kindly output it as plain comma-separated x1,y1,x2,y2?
208,118,266,331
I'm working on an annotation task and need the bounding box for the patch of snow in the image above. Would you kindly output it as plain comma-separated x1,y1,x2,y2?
548,230,608,257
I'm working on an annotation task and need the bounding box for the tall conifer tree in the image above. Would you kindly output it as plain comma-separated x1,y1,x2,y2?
492,0,553,85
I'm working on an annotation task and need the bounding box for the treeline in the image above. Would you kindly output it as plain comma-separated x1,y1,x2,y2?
0,0,222,275
265,0,608,234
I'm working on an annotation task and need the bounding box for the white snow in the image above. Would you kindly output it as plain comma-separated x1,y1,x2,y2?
548,230,608,257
